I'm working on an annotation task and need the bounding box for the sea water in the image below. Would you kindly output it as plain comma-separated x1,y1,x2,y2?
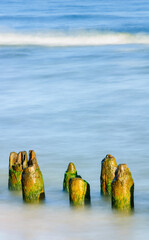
0,0,149,239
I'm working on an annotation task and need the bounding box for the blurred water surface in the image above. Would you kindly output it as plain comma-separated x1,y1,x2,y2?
0,0,149,239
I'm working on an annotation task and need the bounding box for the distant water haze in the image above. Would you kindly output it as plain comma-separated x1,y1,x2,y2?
0,0,149,239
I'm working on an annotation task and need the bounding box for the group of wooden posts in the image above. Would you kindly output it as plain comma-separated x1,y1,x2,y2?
9,151,134,211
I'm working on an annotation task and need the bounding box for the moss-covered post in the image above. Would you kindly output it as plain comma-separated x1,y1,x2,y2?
100,154,117,196
63,162,78,192
8,152,23,191
9,151,29,191
69,178,90,207
111,164,134,211
22,150,45,203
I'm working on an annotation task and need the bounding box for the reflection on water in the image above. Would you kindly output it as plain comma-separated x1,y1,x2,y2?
0,200,141,240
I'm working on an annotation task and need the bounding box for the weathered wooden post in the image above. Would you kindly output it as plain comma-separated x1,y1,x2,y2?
69,177,90,207
9,152,22,191
100,154,117,196
22,150,45,203
9,151,28,191
111,164,134,211
18,151,28,169
63,162,78,192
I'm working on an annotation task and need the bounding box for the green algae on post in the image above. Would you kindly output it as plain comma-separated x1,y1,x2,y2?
8,151,28,191
100,154,117,196
111,164,134,211
22,150,45,203
63,162,78,192
9,152,22,191
69,177,90,207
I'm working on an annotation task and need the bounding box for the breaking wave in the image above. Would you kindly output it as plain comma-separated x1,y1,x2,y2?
0,31,149,47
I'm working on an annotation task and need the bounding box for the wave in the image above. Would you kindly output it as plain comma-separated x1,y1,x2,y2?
0,31,149,47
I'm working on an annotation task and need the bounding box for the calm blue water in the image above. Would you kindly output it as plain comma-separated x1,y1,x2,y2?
0,1,149,239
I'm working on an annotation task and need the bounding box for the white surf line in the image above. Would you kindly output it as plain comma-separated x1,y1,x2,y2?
0,32,149,46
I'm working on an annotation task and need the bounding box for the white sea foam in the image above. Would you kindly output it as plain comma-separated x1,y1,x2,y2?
0,31,149,47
